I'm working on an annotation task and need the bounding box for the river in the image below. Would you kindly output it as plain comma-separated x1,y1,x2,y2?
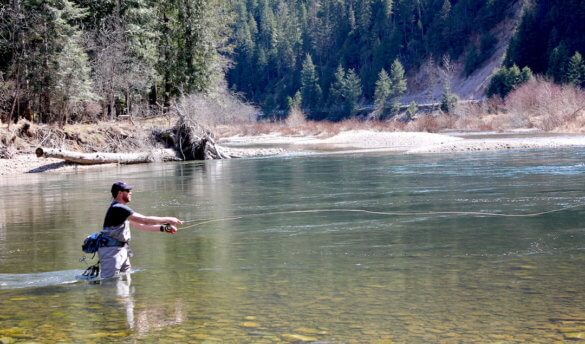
1,149,585,342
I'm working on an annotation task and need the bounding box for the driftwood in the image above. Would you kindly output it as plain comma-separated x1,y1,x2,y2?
172,109,233,160
0,146,13,159
35,147,180,165
34,109,233,165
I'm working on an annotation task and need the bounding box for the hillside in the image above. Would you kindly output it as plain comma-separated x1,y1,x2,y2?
405,3,523,104
227,0,522,117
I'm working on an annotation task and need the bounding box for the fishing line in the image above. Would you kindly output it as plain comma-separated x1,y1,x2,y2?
179,203,584,230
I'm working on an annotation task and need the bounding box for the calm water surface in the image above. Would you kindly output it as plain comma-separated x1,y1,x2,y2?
2,150,585,343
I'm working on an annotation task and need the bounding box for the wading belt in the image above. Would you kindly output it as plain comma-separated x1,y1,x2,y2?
101,235,127,248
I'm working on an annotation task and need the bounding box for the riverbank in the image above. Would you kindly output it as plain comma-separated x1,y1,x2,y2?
219,129,585,154
4,124,585,176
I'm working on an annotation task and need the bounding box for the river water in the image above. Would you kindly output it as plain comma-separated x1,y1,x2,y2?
2,149,585,342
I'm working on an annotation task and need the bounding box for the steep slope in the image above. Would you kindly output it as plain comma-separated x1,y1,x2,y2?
404,2,524,104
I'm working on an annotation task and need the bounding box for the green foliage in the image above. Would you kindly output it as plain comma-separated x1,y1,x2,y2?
374,69,391,115
287,91,302,110
329,65,362,117
487,65,533,99
505,1,585,82
547,43,570,83
343,69,363,117
329,65,347,105
0,0,232,123
406,101,418,120
389,59,407,113
566,52,585,88
9,0,95,122
440,90,458,114
226,0,515,117
300,54,322,112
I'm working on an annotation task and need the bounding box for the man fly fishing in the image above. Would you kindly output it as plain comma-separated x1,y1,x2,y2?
98,181,183,279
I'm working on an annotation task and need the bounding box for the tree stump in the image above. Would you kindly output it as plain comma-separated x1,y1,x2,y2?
173,114,232,160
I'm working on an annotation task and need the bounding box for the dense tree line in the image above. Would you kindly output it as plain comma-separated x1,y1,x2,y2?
505,0,585,87
0,0,230,125
227,0,514,118
2,0,583,126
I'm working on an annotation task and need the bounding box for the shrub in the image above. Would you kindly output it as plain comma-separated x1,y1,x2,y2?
505,77,585,131
285,105,307,127
173,90,257,130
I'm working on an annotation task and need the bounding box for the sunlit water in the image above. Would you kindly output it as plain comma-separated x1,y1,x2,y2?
2,150,585,342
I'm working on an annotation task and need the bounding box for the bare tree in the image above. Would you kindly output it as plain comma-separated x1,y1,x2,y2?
90,15,152,121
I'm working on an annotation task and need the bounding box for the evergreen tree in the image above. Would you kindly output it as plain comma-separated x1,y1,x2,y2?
224,0,519,118
373,68,391,116
440,85,457,114
329,64,346,105
406,100,418,120
343,69,363,117
382,0,393,18
487,65,533,98
28,0,94,122
566,52,585,88
157,0,232,104
328,64,362,117
388,59,407,113
547,43,570,83
300,54,322,112
287,91,302,110
505,0,585,78
54,31,95,125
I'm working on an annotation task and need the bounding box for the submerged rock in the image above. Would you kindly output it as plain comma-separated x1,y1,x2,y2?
564,332,585,340
239,322,259,328
281,333,318,342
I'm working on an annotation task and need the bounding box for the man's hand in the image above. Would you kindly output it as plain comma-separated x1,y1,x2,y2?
164,224,178,234
167,217,183,226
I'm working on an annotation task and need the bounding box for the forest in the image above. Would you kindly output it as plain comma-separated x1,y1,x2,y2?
1,0,584,125
0,0,231,125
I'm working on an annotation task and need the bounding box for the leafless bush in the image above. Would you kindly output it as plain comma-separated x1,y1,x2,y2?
505,77,585,131
285,106,307,127
174,90,257,131
406,114,455,133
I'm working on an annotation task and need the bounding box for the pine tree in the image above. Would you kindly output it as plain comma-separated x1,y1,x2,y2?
373,68,391,116
157,0,232,102
382,0,393,18
547,43,570,83
329,64,346,105
300,54,322,112
343,69,363,116
406,101,418,120
30,0,94,123
54,32,95,125
487,64,532,98
389,59,407,113
566,52,585,88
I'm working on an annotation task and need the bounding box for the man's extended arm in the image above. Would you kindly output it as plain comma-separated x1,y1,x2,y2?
128,213,183,233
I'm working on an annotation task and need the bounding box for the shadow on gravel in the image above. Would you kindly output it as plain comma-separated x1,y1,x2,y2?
27,161,70,173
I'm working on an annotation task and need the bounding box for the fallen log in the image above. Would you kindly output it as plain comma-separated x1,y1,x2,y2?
35,147,181,165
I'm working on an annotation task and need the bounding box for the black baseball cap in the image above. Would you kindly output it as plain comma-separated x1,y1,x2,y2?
111,181,133,196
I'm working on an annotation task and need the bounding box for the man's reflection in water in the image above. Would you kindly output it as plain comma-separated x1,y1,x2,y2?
99,274,185,335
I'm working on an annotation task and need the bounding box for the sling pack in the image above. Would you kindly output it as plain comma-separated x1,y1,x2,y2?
82,232,103,254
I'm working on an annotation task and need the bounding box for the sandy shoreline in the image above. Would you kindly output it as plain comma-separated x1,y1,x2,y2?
219,130,585,154
3,130,585,176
